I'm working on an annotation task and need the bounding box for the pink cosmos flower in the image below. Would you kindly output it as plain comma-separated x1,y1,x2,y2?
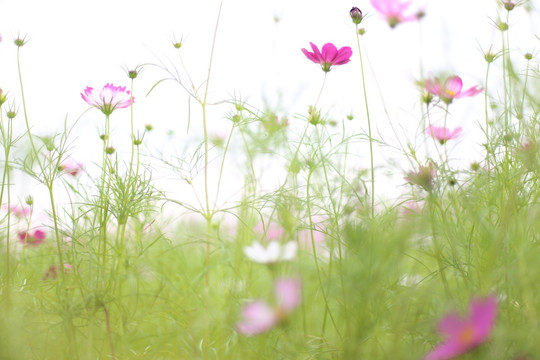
81,83,134,115
370,0,418,27
59,160,84,176
18,229,46,246
301,42,352,72
425,296,498,360
427,125,463,145
3,204,30,219
236,278,302,335
425,76,482,104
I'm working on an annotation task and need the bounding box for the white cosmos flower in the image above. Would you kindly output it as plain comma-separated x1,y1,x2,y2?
243,241,298,264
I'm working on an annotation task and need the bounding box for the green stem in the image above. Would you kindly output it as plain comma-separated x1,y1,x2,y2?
306,169,342,339
355,26,375,217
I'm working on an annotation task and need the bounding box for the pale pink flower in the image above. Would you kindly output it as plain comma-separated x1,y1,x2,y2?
81,83,134,115
59,159,84,176
301,42,352,72
236,278,302,335
425,76,482,104
254,222,284,241
3,204,30,218
370,0,418,27
18,229,46,246
427,125,463,145
425,296,498,360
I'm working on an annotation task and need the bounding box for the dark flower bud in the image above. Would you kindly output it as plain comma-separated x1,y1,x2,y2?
350,7,363,25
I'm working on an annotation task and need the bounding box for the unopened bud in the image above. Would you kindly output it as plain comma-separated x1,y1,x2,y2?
350,7,363,25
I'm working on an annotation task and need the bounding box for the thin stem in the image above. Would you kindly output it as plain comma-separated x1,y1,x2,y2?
484,61,491,172
306,169,342,339
355,26,375,217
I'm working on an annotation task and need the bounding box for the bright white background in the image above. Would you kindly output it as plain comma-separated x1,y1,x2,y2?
1,0,540,213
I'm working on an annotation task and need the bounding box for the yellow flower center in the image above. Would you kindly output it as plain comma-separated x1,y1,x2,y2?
458,325,476,345
444,89,456,98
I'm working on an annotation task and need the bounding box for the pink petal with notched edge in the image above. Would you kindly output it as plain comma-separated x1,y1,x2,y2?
470,296,498,342
309,42,323,62
274,278,301,311
458,86,483,98
444,76,464,96
236,301,279,335
321,43,338,63
425,78,442,96
424,338,468,360
301,48,319,64
333,47,353,65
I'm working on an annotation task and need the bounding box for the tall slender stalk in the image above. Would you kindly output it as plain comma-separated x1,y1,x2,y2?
354,26,375,217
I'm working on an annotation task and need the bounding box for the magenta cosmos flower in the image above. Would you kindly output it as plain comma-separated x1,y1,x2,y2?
425,296,498,360
81,83,134,115
236,278,301,335
370,0,418,27
301,42,352,72
18,229,46,246
427,125,463,145
425,76,482,104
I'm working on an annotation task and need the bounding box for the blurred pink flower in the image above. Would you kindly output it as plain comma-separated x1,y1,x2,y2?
43,263,73,280
301,42,352,72
370,0,418,27
3,204,30,219
237,278,302,335
18,229,46,246
81,83,134,115
425,76,482,104
59,160,84,176
425,296,498,360
427,125,463,145
405,163,436,192
254,222,285,241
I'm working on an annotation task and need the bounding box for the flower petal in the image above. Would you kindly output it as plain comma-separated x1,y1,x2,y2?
274,278,302,311
236,301,278,335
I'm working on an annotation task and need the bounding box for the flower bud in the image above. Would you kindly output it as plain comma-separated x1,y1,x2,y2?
484,52,496,63
503,1,516,11
25,195,34,206
14,35,28,47
105,146,116,155
350,7,363,25
6,109,17,119
525,53,533,60
498,22,509,31
128,70,138,79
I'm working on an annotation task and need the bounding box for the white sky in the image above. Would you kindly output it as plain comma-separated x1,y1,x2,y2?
1,0,540,213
